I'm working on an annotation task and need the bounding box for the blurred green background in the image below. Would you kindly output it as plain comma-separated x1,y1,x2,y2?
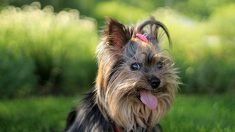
0,0,234,132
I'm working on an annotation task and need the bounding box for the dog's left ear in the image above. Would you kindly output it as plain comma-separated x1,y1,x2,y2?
103,17,132,49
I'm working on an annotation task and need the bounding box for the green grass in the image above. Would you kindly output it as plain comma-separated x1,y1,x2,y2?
0,95,234,132
0,96,80,132
161,95,235,132
0,5,98,97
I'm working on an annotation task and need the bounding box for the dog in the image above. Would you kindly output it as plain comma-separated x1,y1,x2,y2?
64,17,179,132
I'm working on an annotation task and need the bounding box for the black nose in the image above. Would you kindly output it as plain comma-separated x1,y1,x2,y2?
148,77,161,89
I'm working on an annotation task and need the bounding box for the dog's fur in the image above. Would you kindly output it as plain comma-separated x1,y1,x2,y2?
64,17,179,132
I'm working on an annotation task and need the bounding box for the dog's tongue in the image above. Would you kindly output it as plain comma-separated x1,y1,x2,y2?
140,91,158,110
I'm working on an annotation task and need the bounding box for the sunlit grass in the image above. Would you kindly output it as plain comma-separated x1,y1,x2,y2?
0,3,98,97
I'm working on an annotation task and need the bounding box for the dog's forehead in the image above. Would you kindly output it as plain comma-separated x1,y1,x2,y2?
124,39,163,62
132,39,159,54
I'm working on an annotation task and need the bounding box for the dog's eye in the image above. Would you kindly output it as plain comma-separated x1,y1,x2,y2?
156,61,164,69
130,62,142,70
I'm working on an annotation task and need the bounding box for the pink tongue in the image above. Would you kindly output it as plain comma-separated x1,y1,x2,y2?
140,91,158,110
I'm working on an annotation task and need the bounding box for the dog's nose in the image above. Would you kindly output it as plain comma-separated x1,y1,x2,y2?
148,77,161,89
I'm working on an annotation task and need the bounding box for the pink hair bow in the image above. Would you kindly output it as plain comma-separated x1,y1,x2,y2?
135,33,148,43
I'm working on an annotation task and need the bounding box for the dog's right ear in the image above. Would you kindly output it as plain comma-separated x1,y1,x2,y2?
103,17,132,49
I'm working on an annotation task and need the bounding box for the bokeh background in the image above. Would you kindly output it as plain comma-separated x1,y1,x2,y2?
0,0,234,131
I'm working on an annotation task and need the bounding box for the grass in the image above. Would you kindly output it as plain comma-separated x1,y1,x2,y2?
0,96,79,132
0,95,234,132
0,4,98,97
161,95,235,132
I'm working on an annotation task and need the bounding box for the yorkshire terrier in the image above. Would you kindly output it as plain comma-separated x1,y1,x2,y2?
64,17,179,132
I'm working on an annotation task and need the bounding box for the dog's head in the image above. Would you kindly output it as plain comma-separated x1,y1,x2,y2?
96,17,179,130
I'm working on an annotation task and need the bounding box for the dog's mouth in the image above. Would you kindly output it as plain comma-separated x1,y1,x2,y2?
136,89,158,110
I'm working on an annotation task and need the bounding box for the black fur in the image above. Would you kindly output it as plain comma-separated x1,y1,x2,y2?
64,90,162,132
64,90,114,132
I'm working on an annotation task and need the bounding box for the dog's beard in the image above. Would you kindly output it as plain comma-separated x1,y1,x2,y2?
102,70,177,131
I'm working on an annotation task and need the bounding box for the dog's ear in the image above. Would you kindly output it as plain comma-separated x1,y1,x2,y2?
103,17,132,49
